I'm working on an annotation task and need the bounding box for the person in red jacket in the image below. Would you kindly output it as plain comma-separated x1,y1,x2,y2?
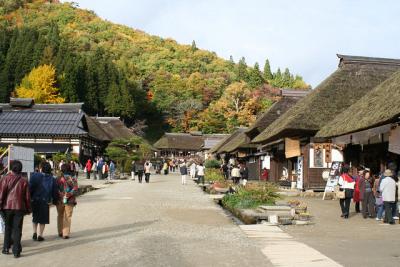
85,159,92,180
0,160,31,258
261,168,269,182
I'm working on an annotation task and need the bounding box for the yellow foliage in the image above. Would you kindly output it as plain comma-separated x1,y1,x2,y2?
15,64,65,104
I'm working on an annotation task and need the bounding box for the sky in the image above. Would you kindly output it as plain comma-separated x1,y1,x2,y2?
64,0,400,87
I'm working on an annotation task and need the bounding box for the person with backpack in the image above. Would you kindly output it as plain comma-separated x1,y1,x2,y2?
0,160,31,258
56,164,78,239
29,162,58,242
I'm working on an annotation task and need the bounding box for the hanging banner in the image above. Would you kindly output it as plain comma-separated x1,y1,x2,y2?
389,126,400,155
297,156,304,190
285,138,300,158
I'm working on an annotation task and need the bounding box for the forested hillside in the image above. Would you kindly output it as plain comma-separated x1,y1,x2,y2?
0,0,310,141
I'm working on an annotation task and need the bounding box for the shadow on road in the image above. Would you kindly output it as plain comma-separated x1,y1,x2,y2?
22,220,158,257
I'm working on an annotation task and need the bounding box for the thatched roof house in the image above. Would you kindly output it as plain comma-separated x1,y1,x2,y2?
316,70,400,138
253,55,400,144
246,89,309,139
215,127,255,154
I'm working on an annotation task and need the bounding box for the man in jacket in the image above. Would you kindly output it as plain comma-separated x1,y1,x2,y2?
0,160,31,258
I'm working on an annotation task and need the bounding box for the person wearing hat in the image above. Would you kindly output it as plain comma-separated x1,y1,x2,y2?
379,169,397,224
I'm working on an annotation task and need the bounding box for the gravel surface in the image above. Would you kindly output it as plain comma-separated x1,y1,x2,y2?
0,174,270,267
281,197,400,267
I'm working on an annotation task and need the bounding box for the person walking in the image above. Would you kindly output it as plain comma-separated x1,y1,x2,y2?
91,160,97,180
85,159,92,180
109,161,116,180
197,163,205,184
359,170,376,219
190,162,196,180
353,167,363,213
231,165,241,185
136,162,145,183
131,160,136,181
373,174,384,221
97,159,104,180
240,164,249,186
0,160,31,258
338,165,355,219
180,161,188,185
69,161,76,178
102,162,109,181
380,169,397,224
163,161,169,175
144,162,151,183
29,162,58,242
56,164,78,239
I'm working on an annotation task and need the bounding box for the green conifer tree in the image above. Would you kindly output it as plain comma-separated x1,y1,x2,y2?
263,59,273,81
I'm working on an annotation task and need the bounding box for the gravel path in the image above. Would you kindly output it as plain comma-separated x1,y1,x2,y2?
0,174,270,267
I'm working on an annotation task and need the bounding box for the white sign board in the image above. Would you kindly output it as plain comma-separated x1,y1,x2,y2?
261,156,270,169
322,161,342,200
297,156,303,190
9,145,35,174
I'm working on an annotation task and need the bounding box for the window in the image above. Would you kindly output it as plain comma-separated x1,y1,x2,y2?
314,148,324,168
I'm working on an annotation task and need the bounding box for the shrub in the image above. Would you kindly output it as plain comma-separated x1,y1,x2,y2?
222,183,280,209
204,159,220,169
205,168,225,183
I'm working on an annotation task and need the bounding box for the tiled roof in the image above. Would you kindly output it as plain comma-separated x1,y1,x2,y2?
0,110,86,136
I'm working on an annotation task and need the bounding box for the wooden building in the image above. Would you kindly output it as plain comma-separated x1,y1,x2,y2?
252,55,400,190
211,90,309,180
316,69,400,174
153,132,228,158
0,98,134,162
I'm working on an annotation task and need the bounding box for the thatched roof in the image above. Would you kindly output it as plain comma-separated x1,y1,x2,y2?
95,117,135,140
85,116,111,142
153,133,204,151
252,54,400,144
317,70,400,137
214,128,257,154
246,90,309,139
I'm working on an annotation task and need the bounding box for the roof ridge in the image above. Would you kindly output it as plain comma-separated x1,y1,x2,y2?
338,54,400,67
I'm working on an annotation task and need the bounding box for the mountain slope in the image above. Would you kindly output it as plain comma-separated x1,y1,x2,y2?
0,0,309,141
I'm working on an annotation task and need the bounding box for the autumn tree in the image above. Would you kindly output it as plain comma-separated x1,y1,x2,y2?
15,64,65,103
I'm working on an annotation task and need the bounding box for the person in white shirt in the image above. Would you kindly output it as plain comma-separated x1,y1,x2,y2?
196,163,205,184
380,169,396,224
190,162,197,180
231,165,241,185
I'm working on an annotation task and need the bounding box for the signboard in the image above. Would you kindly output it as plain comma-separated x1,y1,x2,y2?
297,156,304,190
322,161,342,200
285,138,300,158
389,126,400,155
9,145,35,174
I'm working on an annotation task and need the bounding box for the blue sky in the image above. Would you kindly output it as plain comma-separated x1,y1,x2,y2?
65,0,400,87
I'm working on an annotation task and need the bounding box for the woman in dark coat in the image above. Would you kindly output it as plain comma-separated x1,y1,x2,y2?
29,162,58,241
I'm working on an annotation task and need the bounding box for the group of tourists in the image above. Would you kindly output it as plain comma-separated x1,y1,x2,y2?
221,162,249,185
0,160,78,258
84,157,115,181
130,160,152,183
338,162,399,224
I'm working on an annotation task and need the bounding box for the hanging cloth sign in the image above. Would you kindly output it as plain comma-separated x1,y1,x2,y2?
389,126,400,155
